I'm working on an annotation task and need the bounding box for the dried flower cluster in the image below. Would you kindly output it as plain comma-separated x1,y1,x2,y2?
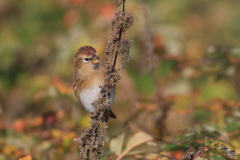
107,7,133,70
181,146,195,160
111,11,134,40
105,38,132,70
74,1,133,160
73,110,108,160
114,0,126,7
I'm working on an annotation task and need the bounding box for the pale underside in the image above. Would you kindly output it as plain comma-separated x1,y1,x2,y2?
79,82,115,113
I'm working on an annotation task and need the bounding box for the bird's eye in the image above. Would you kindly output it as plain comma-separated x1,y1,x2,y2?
84,58,90,62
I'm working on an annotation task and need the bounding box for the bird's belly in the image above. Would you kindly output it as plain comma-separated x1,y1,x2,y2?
79,85,101,113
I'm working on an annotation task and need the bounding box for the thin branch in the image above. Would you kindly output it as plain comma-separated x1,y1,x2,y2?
87,149,90,160
112,1,125,69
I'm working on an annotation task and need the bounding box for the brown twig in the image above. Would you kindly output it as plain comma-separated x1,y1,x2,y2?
86,149,90,160
112,1,125,69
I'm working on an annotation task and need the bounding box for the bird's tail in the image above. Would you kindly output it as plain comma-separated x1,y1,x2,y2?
109,108,116,119
104,108,116,122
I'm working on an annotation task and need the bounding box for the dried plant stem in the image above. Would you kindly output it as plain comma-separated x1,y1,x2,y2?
74,0,133,160
112,1,125,69
87,149,90,160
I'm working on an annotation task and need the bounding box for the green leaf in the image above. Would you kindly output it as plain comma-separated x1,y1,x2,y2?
208,140,238,159
164,144,179,151
224,121,240,132
204,137,213,146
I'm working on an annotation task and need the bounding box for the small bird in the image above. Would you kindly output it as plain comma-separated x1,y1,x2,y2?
73,46,117,122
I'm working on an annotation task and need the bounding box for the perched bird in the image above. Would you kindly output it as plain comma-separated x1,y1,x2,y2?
73,46,116,122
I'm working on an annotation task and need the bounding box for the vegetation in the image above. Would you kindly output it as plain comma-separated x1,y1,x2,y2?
0,0,240,160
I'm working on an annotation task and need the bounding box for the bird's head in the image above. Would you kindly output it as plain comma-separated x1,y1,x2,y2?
74,46,100,74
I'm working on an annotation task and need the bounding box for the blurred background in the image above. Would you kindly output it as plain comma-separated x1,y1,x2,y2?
1,0,240,159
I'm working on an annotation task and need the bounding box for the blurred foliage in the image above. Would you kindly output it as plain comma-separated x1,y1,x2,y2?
193,137,238,159
1,0,240,160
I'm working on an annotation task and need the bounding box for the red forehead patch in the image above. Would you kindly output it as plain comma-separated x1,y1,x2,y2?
78,46,96,56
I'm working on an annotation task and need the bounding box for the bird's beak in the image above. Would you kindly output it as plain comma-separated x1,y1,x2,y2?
92,59,99,64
